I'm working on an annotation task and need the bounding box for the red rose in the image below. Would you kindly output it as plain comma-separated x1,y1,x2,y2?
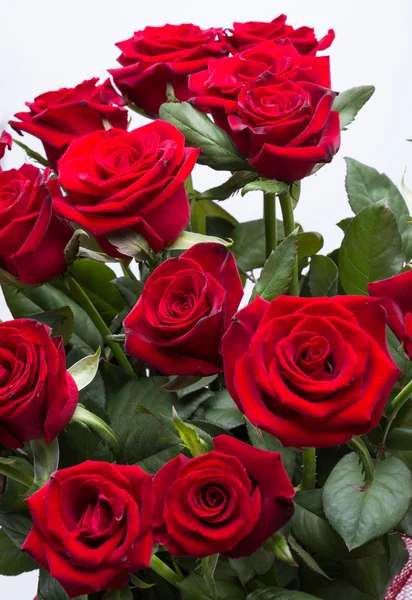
0,164,73,284
153,434,295,558
22,460,153,598
55,121,199,256
0,318,78,448
0,130,12,160
9,78,128,170
368,270,412,360
124,243,243,376
109,24,229,116
202,76,340,182
222,296,401,448
225,15,335,55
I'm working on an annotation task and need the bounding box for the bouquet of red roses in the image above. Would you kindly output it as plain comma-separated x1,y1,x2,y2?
0,13,411,600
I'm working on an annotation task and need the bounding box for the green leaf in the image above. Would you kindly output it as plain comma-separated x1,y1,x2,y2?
342,554,390,599
102,587,133,600
159,102,249,171
399,503,412,535
336,217,353,233
288,535,331,579
13,138,49,167
339,202,403,295
30,307,74,345
241,179,288,197
0,513,33,547
200,171,258,201
323,453,412,551
252,230,298,300
308,255,339,297
107,380,182,470
2,282,102,354
68,347,101,391
345,158,412,259
70,259,126,322
232,219,283,272
246,422,295,479
292,492,348,559
173,407,208,457
107,229,153,261
0,457,34,513
303,579,375,600
111,276,139,306
0,528,37,575
71,404,120,456
247,588,321,600
64,229,89,266
0,268,27,289
229,546,276,585
191,198,238,236
160,375,204,392
30,437,59,490
387,532,408,583
203,390,244,429
38,568,88,600
297,232,324,259
130,573,156,589
180,572,247,600
168,230,231,250
386,401,412,450
333,86,375,130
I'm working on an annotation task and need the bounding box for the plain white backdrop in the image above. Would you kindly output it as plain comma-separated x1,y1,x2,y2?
1,0,412,597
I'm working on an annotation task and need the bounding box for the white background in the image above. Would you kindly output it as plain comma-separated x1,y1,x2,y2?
1,0,412,596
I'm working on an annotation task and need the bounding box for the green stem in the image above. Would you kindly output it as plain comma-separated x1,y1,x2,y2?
263,192,277,259
68,275,136,378
279,189,299,296
150,555,184,589
381,379,412,447
347,436,374,489
301,447,316,491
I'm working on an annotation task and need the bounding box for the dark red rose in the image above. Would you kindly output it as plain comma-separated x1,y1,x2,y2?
124,243,243,376
225,15,335,55
22,460,153,598
0,130,12,160
109,24,229,116
153,434,295,558
368,270,412,360
0,164,73,284
9,78,128,170
199,76,340,182
222,296,401,448
0,318,78,448
55,121,199,256
190,40,331,106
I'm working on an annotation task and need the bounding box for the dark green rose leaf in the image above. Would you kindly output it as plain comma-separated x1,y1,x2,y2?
308,255,339,297
333,86,375,130
252,230,298,301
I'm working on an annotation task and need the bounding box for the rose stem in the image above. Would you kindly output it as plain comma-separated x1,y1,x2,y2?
263,192,277,258
300,447,317,491
381,377,412,446
150,555,184,589
67,275,136,378
279,189,299,297
347,436,374,489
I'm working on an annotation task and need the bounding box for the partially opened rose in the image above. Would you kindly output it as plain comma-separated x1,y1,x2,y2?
55,121,199,256
203,77,340,182
124,243,243,375
0,164,73,284
22,461,153,598
9,78,128,170
368,270,412,360
223,296,401,447
153,435,295,558
109,24,229,116
0,318,78,448
225,15,335,55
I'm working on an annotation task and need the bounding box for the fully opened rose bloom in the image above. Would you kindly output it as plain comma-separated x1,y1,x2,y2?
203,77,340,182
225,14,335,55
368,270,412,360
124,243,243,375
9,78,128,170
0,164,73,284
153,435,294,558
0,319,78,448
109,24,229,116
56,121,199,256
223,296,401,448
22,461,153,598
